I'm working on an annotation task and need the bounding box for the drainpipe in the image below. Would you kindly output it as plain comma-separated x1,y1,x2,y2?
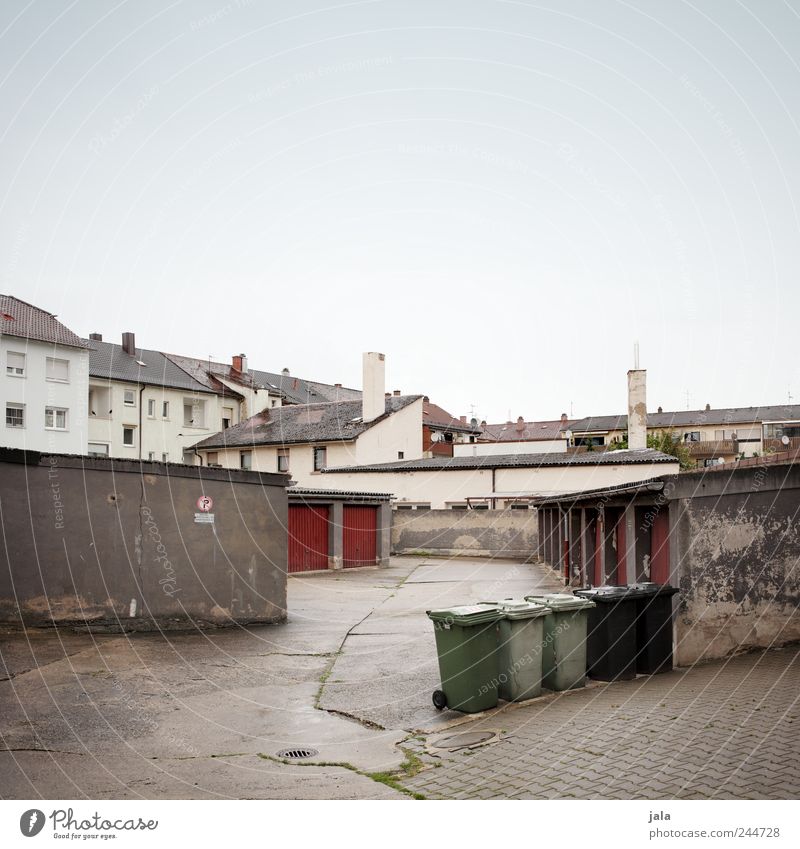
138,385,145,460
491,467,496,510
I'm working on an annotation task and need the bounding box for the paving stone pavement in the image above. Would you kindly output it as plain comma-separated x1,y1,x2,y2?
403,646,800,800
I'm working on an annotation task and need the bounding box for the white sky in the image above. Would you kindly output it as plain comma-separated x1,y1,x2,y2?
2,0,799,423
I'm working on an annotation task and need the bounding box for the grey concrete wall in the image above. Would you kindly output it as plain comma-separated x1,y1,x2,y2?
0,449,288,629
391,508,538,559
668,463,800,665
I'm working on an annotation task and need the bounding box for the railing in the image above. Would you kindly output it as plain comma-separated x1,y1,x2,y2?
685,439,739,458
764,437,800,454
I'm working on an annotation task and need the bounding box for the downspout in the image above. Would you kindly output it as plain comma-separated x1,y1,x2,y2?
491,467,496,510
138,384,145,460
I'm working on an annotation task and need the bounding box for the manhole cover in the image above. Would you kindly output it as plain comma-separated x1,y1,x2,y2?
276,747,318,760
429,730,498,751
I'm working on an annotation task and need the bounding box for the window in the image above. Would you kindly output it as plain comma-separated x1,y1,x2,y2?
147,452,156,461
89,385,111,418
162,452,169,463
222,406,233,429
6,403,24,428
88,443,109,457
45,357,69,382
147,399,156,418
6,351,24,377
684,431,701,443
397,451,404,460
45,407,68,430
313,446,327,471
159,401,167,418
123,426,135,446
183,398,206,428
206,451,219,466
240,450,252,470
277,450,289,472
123,390,136,407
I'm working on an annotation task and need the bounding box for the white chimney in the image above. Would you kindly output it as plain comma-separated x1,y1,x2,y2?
362,352,386,422
627,369,647,450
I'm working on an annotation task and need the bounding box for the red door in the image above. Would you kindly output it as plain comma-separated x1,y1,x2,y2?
288,505,329,573
650,510,670,584
343,506,377,568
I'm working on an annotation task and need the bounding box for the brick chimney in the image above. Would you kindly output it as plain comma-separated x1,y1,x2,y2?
232,353,248,373
362,352,386,422
516,415,525,432
89,332,102,341
627,369,647,450
122,332,135,356
560,413,568,425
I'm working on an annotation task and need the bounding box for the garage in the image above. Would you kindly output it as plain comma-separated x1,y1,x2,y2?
287,488,390,572
342,505,378,568
288,504,330,573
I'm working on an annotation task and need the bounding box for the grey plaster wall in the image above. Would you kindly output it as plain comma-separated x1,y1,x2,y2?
391,508,538,559
0,450,288,629
669,463,800,665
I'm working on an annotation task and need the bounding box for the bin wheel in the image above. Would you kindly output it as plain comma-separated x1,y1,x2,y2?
432,689,448,711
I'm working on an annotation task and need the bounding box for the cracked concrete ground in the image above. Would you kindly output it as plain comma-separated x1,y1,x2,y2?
0,555,554,799
2,556,796,800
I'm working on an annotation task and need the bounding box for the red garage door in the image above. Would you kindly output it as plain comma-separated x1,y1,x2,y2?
343,506,377,568
288,505,329,573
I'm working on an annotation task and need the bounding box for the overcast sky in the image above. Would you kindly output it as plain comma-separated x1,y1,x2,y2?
2,0,799,423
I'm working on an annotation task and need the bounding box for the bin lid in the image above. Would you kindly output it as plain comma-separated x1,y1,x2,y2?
426,604,501,626
478,598,550,620
574,585,633,603
493,598,550,620
525,593,595,611
628,582,679,597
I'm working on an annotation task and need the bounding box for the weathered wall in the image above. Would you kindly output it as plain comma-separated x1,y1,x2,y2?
0,449,288,629
669,463,800,665
391,508,538,559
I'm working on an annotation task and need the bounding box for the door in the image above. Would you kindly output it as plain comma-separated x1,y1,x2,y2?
288,505,330,572
342,506,378,568
650,509,670,584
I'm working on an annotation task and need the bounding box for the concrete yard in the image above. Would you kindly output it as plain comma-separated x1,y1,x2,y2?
1,557,797,800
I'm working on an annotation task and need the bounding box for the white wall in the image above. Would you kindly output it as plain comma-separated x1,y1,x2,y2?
87,381,231,462
319,459,680,509
1,337,89,454
454,439,567,457
197,397,424,482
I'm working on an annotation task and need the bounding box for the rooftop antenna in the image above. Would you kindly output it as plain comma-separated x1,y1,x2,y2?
570,400,574,417
789,389,794,404
685,389,690,410
634,341,640,370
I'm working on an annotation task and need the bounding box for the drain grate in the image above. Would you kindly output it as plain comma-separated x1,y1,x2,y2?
276,747,319,760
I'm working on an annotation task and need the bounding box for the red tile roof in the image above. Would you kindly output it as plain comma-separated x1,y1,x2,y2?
0,295,87,348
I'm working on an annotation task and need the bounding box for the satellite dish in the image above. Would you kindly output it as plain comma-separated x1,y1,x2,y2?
781,435,790,446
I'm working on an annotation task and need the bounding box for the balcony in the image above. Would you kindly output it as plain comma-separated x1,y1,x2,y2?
686,439,739,459
764,437,800,454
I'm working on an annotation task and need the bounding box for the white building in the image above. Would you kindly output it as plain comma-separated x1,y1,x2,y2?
1,295,89,454
86,333,250,463
194,352,425,479
319,449,680,510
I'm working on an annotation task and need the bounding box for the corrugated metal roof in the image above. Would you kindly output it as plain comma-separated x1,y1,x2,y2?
195,395,423,449
288,486,393,501
0,295,88,349
323,448,678,473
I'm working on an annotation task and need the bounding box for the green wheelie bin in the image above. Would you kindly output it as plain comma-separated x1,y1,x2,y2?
525,593,596,691
426,604,501,713
490,599,550,702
